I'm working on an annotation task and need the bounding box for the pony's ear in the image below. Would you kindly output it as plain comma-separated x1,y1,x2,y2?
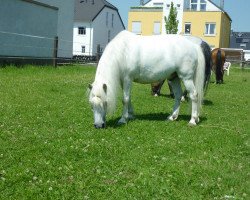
103,84,107,94
88,84,93,90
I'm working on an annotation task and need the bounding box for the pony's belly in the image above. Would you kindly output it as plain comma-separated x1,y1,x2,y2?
133,70,175,84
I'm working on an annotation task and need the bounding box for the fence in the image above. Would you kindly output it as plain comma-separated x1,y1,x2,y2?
222,48,250,67
1,30,250,67
0,30,102,67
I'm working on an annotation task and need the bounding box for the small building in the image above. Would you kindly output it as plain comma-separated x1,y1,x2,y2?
230,31,250,50
128,0,232,48
73,0,125,56
0,0,74,62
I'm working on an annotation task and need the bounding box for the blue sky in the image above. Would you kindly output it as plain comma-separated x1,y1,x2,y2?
109,0,250,32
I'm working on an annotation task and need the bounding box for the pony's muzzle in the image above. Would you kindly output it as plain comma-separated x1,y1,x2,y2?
94,123,106,129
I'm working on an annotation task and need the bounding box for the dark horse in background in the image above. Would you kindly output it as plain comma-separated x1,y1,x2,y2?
211,48,226,84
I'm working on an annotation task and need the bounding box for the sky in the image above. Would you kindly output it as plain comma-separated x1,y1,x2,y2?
109,0,250,32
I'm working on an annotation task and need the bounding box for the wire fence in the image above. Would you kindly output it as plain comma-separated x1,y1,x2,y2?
0,30,249,67
0,30,102,67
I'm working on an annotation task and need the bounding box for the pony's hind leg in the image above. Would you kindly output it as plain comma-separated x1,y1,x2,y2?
118,78,134,125
168,77,182,121
182,79,199,126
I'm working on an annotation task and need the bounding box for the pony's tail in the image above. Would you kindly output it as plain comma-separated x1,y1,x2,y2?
200,41,212,95
216,49,222,83
195,45,206,115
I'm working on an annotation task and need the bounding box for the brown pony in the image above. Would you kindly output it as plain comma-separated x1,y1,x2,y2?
211,48,226,84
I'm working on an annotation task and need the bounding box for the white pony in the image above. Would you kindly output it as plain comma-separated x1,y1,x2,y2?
89,30,207,128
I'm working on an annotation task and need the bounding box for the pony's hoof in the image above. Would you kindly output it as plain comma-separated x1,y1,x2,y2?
118,118,128,125
181,96,186,102
168,115,177,121
188,121,197,126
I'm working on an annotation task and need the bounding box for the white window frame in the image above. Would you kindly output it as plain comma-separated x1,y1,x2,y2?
132,21,142,35
78,27,86,35
200,0,207,11
81,46,85,53
153,21,161,35
184,23,191,35
205,23,216,36
190,0,198,11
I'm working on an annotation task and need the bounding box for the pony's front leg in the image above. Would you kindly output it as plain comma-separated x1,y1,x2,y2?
118,79,134,125
168,77,182,121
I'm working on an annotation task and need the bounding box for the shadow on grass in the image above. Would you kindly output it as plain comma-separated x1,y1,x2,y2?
106,112,207,128
203,99,213,106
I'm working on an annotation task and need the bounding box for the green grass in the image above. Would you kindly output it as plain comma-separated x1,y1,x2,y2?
0,65,249,199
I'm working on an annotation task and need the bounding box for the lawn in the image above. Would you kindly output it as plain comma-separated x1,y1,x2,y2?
0,65,249,199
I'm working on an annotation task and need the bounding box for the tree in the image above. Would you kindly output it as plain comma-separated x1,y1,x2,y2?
164,2,179,34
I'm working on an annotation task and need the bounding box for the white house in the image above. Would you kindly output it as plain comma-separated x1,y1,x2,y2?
73,0,125,56
143,0,184,34
138,0,224,35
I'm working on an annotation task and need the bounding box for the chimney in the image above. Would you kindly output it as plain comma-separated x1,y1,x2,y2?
140,0,144,6
220,0,224,9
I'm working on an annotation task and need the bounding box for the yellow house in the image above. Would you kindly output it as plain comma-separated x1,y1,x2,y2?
128,7,163,35
128,0,232,48
182,10,231,48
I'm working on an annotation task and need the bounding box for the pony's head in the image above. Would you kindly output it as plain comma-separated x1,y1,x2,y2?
88,83,108,129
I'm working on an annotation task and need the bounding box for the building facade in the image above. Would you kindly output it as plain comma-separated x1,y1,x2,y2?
0,0,74,59
73,0,125,56
128,0,232,48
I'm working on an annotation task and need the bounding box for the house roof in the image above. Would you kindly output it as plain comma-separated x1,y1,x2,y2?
142,0,232,21
206,0,232,21
74,0,124,28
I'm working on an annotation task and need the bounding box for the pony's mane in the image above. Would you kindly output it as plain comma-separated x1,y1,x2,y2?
94,31,131,114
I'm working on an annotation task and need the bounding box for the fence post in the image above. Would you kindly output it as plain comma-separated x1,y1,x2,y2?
53,36,58,67
240,50,245,68
96,44,101,64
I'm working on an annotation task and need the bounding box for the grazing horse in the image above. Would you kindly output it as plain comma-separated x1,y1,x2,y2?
211,48,226,84
89,31,208,128
151,36,212,100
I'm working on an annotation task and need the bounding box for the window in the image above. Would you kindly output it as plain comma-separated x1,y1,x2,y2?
153,22,161,35
200,0,206,11
240,43,246,48
111,14,114,28
153,2,163,6
108,30,111,42
106,12,109,27
205,23,216,35
177,4,181,9
81,46,85,53
190,0,197,11
78,27,86,35
184,23,191,35
166,4,170,8
132,21,141,35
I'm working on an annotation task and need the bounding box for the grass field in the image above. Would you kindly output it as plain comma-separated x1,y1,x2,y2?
0,65,249,199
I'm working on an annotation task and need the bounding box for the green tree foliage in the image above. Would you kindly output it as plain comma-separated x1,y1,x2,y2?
165,2,179,34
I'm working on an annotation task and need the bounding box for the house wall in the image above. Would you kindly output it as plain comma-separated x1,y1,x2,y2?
220,12,231,48
128,1,183,35
128,9,163,35
73,22,93,56
38,0,74,58
0,0,58,58
182,11,223,48
92,7,125,55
